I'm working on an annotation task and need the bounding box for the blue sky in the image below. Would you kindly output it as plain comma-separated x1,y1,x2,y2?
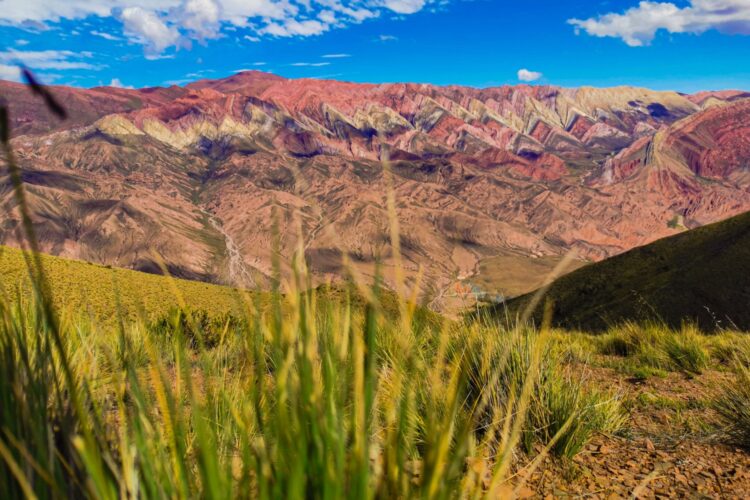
0,0,749,92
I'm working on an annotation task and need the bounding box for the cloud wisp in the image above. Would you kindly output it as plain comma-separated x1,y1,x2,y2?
290,62,332,67
0,49,101,81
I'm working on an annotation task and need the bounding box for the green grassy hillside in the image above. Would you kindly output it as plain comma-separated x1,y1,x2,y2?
0,245,245,324
492,211,750,332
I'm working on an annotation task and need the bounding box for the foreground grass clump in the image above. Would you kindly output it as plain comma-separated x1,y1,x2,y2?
0,259,626,499
463,320,625,460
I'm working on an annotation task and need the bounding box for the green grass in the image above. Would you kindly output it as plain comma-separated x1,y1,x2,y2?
492,210,750,332
593,322,711,374
715,357,750,450
463,320,625,460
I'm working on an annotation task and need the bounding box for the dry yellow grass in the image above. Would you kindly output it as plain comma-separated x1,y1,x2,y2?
0,244,245,324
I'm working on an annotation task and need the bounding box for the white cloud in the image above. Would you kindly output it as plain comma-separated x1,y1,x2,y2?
16,39,30,46
569,0,750,47
377,34,398,41
144,53,176,60
318,10,337,24
517,68,542,82
234,63,265,72
342,7,378,22
0,49,99,70
109,77,134,88
186,69,215,77
177,0,222,40
290,61,331,67
0,1,444,56
0,64,22,81
91,30,122,41
322,53,351,58
121,7,181,54
260,19,330,37
382,0,425,15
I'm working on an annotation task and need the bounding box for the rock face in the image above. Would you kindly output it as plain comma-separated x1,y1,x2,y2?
1,72,749,307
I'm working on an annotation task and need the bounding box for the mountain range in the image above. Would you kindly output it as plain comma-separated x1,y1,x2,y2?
2,72,749,309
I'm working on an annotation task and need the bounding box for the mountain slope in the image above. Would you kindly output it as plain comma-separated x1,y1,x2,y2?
496,211,750,331
2,73,749,309
0,244,243,324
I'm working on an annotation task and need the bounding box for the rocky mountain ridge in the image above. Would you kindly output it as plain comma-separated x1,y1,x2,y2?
2,72,749,308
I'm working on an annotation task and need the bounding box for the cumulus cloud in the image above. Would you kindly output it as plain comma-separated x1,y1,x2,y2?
109,77,134,88
0,1,443,56
517,68,542,82
322,53,351,58
121,7,181,54
177,0,222,40
569,0,750,47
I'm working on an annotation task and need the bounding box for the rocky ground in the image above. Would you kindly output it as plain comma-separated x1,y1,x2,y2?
529,365,750,498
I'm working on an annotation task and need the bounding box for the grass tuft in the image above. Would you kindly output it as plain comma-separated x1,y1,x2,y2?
715,358,750,450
